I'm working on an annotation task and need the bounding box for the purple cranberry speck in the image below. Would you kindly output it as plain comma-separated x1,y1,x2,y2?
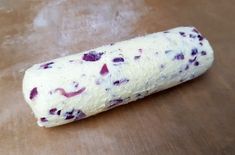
191,48,198,56
40,117,48,122
49,108,57,115
40,62,54,69
179,32,186,37
65,115,75,120
136,93,141,97
189,57,197,63
189,34,197,38
75,110,86,121
198,35,204,41
194,61,199,66
185,65,189,70
67,109,74,115
193,28,199,33
134,55,141,60
138,48,143,53
30,87,38,100
83,51,103,61
74,83,79,88
95,79,101,85
165,50,172,54
64,109,75,120
113,78,129,86
55,87,86,98
57,110,61,115
175,53,184,60
64,109,86,120
113,57,124,62
201,51,207,55
108,98,123,108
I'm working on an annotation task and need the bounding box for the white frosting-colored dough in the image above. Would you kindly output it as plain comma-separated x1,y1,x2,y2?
23,27,214,127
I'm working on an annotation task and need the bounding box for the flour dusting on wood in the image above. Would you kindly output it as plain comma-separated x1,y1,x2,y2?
0,0,149,81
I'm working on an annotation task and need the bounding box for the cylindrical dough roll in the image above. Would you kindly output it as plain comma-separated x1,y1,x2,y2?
23,26,214,127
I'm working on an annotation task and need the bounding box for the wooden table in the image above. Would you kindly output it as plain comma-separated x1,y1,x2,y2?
0,0,234,154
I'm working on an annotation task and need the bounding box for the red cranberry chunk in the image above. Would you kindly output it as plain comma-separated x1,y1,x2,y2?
100,64,109,75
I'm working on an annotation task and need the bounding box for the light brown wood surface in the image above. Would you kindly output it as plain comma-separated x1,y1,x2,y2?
0,0,235,154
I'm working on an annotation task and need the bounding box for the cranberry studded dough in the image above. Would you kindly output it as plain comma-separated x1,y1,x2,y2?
23,27,214,127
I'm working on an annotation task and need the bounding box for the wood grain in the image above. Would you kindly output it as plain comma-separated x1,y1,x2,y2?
0,0,235,154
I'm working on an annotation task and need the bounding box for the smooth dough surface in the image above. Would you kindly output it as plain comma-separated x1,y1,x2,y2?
23,26,214,127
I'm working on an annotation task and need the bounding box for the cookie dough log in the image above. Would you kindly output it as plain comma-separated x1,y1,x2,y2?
23,26,214,127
